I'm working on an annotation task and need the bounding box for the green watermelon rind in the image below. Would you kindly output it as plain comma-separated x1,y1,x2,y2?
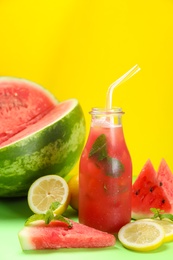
0,99,86,197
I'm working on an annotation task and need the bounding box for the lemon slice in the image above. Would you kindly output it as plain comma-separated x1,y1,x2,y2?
137,218,173,243
118,221,165,252
28,175,70,215
155,220,173,242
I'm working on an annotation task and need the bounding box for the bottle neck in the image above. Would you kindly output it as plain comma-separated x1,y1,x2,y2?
89,107,124,128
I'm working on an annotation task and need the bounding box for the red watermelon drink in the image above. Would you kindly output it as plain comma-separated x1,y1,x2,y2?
79,65,140,233
79,108,132,233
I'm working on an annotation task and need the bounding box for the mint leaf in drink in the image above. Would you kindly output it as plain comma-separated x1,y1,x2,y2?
89,134,124,177
106,157,124,177
89,134,107,161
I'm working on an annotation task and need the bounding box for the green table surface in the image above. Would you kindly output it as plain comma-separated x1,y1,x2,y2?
0,197,173,260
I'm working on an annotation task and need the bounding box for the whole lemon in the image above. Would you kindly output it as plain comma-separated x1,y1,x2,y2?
68,174,79,211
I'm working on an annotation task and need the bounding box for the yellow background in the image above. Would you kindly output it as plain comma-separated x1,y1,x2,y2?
0,0,173,176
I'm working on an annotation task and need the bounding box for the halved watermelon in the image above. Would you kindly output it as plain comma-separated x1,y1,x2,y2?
18,219,116,250
132,160,173,219
0,77,86,197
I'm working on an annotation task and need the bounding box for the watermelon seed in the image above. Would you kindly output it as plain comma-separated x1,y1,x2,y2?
135,189,140,195
159,182,163,186
161,199,165,204
149,187,154,192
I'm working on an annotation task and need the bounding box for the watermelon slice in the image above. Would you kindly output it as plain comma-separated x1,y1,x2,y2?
18,219,116,250
0,77,86,197
157,158,173,203
132,160,173,219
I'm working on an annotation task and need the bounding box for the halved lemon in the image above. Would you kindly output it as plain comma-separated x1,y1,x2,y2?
137,218,173,243
28,175,70,215
118,221,165,252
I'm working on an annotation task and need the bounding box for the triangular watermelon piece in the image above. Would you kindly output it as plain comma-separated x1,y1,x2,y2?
132,159,172,219
18,219,116,250
157,158,173,204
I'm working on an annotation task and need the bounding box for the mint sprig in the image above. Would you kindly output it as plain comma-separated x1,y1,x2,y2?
89,134,124,177
25,201,72,228
150,208,173,221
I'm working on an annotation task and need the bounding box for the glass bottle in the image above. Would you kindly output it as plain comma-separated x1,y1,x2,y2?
78,107,132,233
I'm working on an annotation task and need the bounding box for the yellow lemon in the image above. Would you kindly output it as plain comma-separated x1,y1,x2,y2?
118,221,165,252
68,174,79,210
137,218,173,243
28,175,70,215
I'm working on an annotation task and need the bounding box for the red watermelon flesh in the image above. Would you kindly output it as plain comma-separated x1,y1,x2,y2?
0,100,72,148
157,158,173,203
132,160,172,219
0,77,58,147
18,219,116,250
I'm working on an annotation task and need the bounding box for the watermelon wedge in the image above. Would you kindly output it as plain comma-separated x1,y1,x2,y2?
157,158,173,203
0,77,86,197
132,159,173,219
18,219,116,250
